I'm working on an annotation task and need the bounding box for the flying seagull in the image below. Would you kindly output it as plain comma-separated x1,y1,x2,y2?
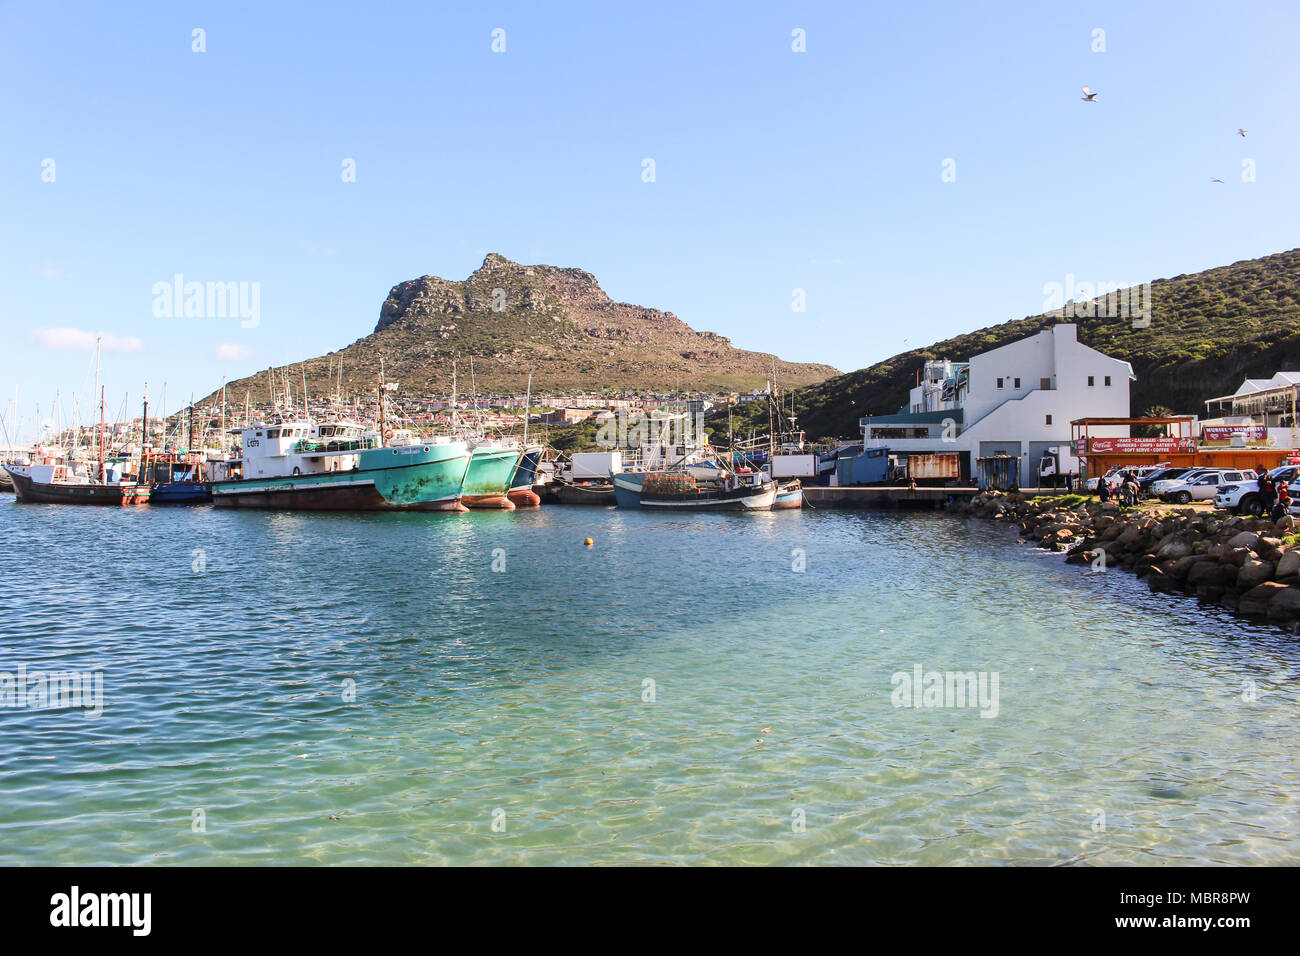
1210,177,1225,183
1237,128,1247,137
1081,86,1098,102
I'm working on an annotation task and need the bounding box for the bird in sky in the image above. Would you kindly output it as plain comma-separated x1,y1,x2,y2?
1211,177,1225,183
1081,86,1098,102
1237,128,1247,137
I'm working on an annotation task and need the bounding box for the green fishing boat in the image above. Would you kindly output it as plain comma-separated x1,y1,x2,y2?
461,444,523,509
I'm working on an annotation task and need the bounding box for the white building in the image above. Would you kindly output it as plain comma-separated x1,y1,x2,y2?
859,324,1134,481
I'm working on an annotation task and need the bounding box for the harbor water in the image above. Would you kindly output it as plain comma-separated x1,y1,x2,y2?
0,498,1297,865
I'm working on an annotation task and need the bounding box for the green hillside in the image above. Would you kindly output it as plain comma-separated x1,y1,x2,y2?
772,248,1300,441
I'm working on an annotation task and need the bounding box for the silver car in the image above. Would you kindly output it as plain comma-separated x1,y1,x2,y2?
1162,470,1253,504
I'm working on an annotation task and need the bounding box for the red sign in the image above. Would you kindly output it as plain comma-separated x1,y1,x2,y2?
1201,425,1267,442
1079,437,1195,454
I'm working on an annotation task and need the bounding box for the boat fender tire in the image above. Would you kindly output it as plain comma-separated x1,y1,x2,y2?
292,467,301,476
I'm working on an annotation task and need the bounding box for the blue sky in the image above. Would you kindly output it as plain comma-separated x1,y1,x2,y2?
2,0,1297,439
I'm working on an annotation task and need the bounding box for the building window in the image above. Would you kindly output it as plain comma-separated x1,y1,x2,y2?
1045,414,1053,425
1014,378,1021,389
1104,375,1111,386
997,377,1004,389
1088,375,1095,386
1040,377,1051,391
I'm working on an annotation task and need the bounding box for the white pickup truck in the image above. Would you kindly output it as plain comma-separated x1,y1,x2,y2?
1213,464,1300,515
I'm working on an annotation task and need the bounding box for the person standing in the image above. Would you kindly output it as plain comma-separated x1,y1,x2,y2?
1272,480,1292,523
1261,473,1277,516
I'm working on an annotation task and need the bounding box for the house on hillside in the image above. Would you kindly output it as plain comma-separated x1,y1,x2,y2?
858,324,1133,482
542,408,593,425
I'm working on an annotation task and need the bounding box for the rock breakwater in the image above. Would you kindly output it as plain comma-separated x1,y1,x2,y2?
963,491,1300,630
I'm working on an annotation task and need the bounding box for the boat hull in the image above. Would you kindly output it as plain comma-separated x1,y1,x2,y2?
612,472,647,508
461,447,522,510
772,480,803,510
552,481,615,506
505,446,543,507
639,483,777,511
149,481,213,504
7,468,150,505
211,444,470,511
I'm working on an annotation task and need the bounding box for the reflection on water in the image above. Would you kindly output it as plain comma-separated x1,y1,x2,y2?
0,498,1296,865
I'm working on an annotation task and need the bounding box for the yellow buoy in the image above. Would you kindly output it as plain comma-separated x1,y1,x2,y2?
584,537,594,547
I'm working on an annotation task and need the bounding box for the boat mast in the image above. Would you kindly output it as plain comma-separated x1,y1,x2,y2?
141,383,149,481
523,372,532,447
220,378,227,457
470,357,481,438
378,357,388,442
94,337,105,480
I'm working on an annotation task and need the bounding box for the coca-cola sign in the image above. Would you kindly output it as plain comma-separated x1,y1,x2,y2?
1076,436,1196,454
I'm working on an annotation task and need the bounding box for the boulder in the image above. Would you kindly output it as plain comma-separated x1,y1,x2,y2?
1227,531,1260,549
1236,559,1274,589
1275,550,1300,579
1267,586,1300,620
1156,537,1194,560
1187,561,1235,587
1239,582,1288,617
1275,514,1296,532
1224,546,1253,567
1169,554,1209,579
1116,525,1143,545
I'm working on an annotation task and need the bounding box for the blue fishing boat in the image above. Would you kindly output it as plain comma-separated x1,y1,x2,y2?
145,457,212,504
772,479,803,509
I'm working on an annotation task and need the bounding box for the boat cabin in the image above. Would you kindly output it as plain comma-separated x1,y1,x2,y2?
230,420,371,480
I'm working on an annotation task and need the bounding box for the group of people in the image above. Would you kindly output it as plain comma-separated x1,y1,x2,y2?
1259,473,1293,522
1097,469,1141,507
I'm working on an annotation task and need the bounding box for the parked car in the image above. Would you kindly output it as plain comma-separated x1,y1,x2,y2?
1084,467,1123,492
1085,464,1165,493
1213,464,1300,515
1161,469,1256,504
1139,467,1192,494
1150,469,1215,498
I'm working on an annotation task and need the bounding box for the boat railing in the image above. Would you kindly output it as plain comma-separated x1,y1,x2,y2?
294,437,378,454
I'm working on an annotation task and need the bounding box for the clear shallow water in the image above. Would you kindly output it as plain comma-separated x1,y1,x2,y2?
0,495,1297,866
